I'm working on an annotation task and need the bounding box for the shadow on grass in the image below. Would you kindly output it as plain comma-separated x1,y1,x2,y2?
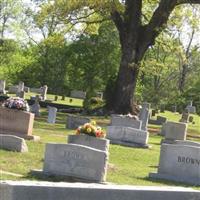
24,171,100,183
138,176,199,188
149,142,160,146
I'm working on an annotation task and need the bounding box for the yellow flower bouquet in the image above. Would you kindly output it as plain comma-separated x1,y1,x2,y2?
76,121,105,138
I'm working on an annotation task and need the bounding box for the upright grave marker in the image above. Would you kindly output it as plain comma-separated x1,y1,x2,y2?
47,106,57,124
107,126,149,148
40,143,108,182
41,85,48,101
186,100,196,114
70,90,86,99
16,81,24,98
0,80,6,94
149,141,200,185
139,107,149,131
164,121,187,141
0,134,28,152
66,115,90,129
31,95,40,117
0,107,39,140
111,115,142,129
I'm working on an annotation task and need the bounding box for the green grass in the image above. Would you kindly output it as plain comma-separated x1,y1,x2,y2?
0,110,200,190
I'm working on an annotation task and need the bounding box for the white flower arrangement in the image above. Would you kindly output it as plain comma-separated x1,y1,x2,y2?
4,97,30,112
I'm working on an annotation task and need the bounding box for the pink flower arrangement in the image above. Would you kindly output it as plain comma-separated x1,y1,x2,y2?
76,121,105,138
4,97,29,111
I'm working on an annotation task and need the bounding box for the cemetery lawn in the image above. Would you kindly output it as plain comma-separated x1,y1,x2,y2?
0,110,200,190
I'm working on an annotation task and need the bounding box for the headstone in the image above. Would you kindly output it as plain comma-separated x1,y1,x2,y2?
107,126,149,147
0,134,28,152
179,111,189,123
171,105,177,112
41,85,48,101
66,115,90,129
186,101,196,114
139,108,149,131
30,88,41,93
31,95,40,117
149,141,200,185
111,115,142,129
70,90,86,99
43,143,108,182
164,121,187,141
47,106,57,124
8,85,18,94
16,81,24,97
0,107,39,141
68,135,109,152
0,80,6,94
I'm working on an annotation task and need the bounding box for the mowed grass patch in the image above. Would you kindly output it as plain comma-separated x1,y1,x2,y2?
0,110,200,190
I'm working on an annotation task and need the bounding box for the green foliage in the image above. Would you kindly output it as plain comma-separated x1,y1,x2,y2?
83,97,105,113
0,39,34,84
66,21,120,95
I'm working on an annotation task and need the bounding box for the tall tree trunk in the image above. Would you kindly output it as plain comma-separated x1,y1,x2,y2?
113,46,140,114
178,63,188,93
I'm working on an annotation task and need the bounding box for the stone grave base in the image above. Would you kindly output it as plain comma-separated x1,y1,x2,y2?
30,169,106,184
149,172,200,186
1,181,200,200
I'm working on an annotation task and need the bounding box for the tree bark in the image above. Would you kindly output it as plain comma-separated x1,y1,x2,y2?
113,46,140,114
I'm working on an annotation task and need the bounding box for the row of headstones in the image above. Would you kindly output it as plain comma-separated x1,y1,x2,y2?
0,126,109,183
1,107,199,185
31,98,57,124
149,109,194,126
158,101,196,114
65,103,150,149
0,80,48,100
70,90,103,100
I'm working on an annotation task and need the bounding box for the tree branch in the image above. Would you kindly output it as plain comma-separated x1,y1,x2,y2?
110,10,124,44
